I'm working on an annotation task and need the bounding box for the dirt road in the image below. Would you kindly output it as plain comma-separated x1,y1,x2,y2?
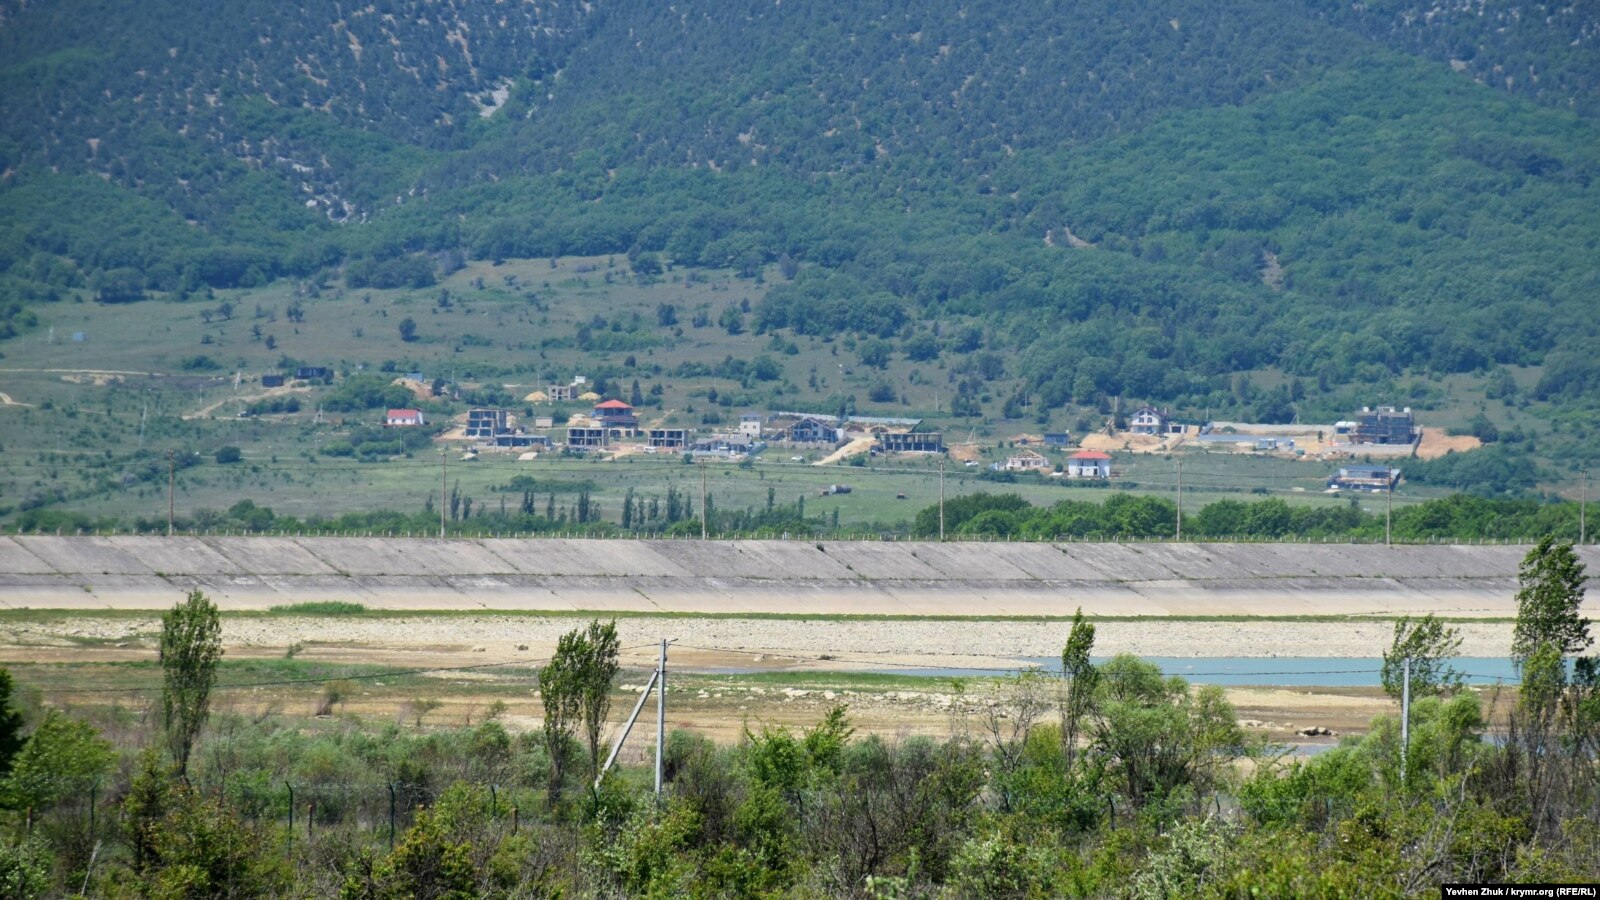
184,385,309,419
813,437,874,466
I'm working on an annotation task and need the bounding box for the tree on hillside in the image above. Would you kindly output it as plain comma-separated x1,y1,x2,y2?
1512,536,1591,667
398,317,418,342
1380,614,1463,701
160,589,223,778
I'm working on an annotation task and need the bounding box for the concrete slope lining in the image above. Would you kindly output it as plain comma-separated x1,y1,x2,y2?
0,537,1590,618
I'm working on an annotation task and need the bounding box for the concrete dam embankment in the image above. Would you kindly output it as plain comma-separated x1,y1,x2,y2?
1,536,1590,618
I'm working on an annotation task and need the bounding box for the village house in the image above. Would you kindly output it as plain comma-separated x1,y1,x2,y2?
1328,464,1400,492
648,428,689,450
260,373,285,388
385,408,425,427
770,415,841,446
1127,406,1211,437
838,415,923,442
566,426,607,448
738,414,764,439
1128,406,1168,435
1004,449,1051,472
1349,407,1419,446
294,366,332,381
692,433,757,456
545,375,587,402
1044,432,1072,448
878,431,944,453
1066,450,1113,478
493,433,550,449
593,399,638,428
465,408,510,439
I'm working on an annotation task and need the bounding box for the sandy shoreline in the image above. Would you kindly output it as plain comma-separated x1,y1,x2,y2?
6,614,1517,669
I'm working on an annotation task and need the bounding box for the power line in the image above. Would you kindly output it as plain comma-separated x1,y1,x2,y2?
41,643,662,695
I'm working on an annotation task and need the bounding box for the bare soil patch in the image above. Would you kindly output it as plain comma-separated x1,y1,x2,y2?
1415,427,1483,460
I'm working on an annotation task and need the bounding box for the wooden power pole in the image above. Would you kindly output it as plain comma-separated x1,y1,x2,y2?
166,451,176,536
939,455,946,541
1175,458,1183,541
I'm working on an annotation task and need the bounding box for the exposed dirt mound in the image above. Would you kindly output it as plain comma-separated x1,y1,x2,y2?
1079,433,1165,454
393,377,433,400
813,437,875,466
1415,427,1482,460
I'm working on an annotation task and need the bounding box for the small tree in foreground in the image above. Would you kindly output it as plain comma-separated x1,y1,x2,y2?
1060,608,1097,768
578,619,621,783
539,631,582,804
1512,535,1591,667
0,669,26,778
1380,614,1463,701
160,589,223,778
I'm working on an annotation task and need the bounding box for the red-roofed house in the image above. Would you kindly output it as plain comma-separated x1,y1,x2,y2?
1066,450,1112,478
386,409,425,427
592,399,637,428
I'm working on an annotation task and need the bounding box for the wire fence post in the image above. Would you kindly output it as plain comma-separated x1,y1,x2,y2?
1400,656,1411,786
285,783,293,851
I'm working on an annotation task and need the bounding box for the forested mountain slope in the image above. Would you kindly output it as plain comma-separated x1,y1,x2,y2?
1,0,1597,473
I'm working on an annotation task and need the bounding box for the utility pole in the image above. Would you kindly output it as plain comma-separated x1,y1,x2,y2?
655,638,667,801
1175,458,1183,541
699,459,708,540
166,451,176,536
1581,468,1588,545
439,449,447,539
934,454,947,538
1385,470,1394,548
1400,656,1411,785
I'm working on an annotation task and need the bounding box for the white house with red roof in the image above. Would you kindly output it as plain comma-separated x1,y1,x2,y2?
1066,450,1112,478
386,408,425,427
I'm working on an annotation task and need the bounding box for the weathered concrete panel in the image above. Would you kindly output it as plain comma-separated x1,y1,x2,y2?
890,543,1037,580
292,538,422,576
208,538,340,575
15,536,156,575
0,539,58,575
480,539,692,577
108,537,247,576
640,541,797,580
811,543,945,580
727,541,857,580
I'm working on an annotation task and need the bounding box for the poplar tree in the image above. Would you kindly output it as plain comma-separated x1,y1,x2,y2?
1513,536,1592,666
579,620,621,782
160,589,223,778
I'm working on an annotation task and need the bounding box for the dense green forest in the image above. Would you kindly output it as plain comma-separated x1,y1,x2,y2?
2,544,1595,896
1,0,1598,474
